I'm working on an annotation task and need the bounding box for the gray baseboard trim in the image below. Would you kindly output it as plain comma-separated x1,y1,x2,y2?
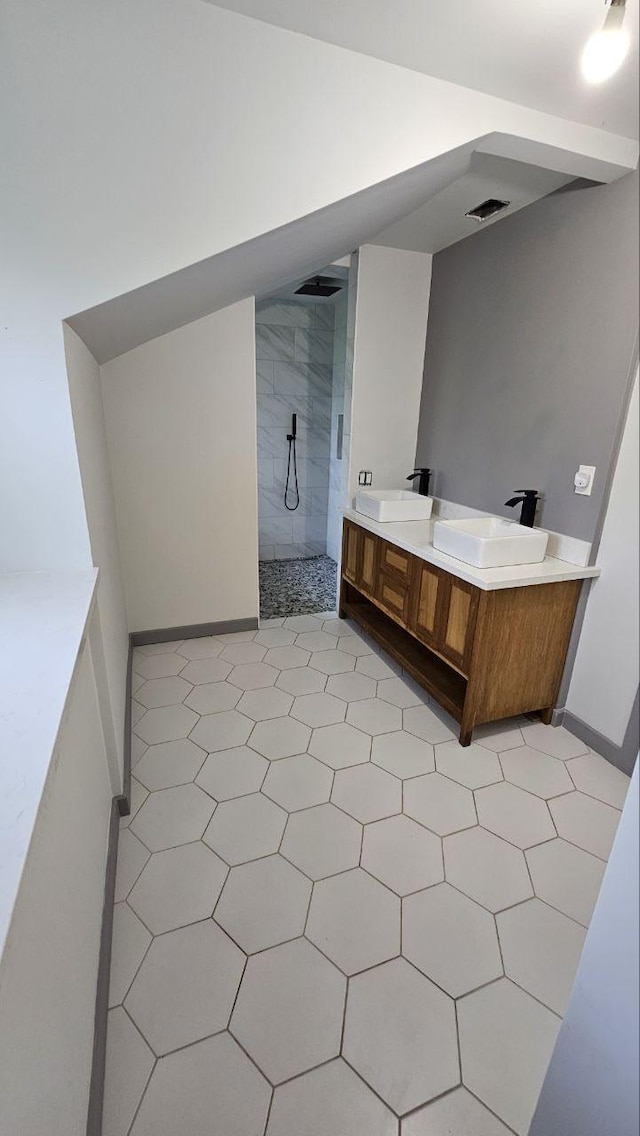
118,641,133,818
86,796,121,1136
555,691,639,777
130,616,258,648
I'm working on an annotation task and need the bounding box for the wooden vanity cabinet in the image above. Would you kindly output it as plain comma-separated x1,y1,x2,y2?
340,519,581,746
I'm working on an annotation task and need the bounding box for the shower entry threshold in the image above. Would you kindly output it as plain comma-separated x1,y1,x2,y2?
259,556,338,619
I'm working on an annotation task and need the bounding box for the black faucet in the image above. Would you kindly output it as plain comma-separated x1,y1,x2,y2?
505,490,540,528
407,468,432,496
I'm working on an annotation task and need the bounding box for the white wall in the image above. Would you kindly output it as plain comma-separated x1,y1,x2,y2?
349,245,433,498
567,372,639,745
529,761,639,1136
64,327,129,779
101,300,259,633
0,636,113,1136
1,0,635,577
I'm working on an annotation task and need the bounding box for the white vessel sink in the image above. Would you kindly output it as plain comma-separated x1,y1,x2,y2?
355,490,433,523
433,517,549,568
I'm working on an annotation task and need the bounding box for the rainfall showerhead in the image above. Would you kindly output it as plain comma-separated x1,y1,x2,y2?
295,275,344,298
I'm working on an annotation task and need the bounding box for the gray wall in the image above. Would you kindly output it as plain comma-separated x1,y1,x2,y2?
415,170,639,542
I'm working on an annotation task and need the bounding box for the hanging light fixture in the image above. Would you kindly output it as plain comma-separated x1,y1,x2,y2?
581,0,630,84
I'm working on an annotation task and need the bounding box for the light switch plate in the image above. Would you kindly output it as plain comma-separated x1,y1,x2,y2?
574,464,596,496
358,470,373,487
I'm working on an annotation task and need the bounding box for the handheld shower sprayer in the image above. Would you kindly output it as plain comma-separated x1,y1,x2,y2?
284,413,300,511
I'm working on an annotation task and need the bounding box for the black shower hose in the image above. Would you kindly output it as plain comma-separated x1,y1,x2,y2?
284,433,300,511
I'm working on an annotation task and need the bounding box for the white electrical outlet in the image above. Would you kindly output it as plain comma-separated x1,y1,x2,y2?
574,465,596,496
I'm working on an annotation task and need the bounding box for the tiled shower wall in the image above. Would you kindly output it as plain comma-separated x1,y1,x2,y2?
256,299,335,561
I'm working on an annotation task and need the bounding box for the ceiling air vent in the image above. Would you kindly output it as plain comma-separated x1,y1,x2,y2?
295,276,344,297
465,198,511,222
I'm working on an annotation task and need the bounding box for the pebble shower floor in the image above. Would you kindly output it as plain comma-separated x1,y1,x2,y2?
259,556,338,619
105,612,629,1136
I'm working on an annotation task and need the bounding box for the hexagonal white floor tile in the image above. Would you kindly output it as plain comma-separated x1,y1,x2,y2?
262,753,332,811
310,649,357,675
404,773,476,836
444,828,533,912
133,738,207,792
325,671,377,702
402,1087,513,1135
497,898,586,1016
308,722,371,769
322,618,356,638
176,636,225,660
203,793,287,865
120,777,149,830
291,692,347,727
284,615,325,632
228,662,280,690
338,634,376,657
355,654,402,679
190,710,253,752
128,843,228,934
475,782,556,849
131,785,215,852
295,630,341,653
499,746,573,799
131,700,145,726
458,979,560,1136
344,958,459,1115
263,645,311,670
184,681,241,715
136,676,192,709
134,652,188,680
435,741,503,789
403,705,456,744
276,666,327,695
549,791,620,859
362,815,443,896
377,676,426,709
103,1007,155,1136
526,838,606,927
521,722,589,760
346,698,402,736
230,938,346,1084
179,657,232,685
566,752,630,809
130,733,148,768
281,803,362,880
236,686,293,721
220,642,267,665
248,716,311,759
215,854,311,953
196,747,268,800
267,1059,398,1136
472,719,525,753
372,731,435,779
125,920,244,1056
215,630,259,643
109,902,152,1007
403,883,502,996
114,830,150,902
332,763,401,823
134,704,199,745
137,640,184,656
254,627,297,647
130,1033,270,1136
307,868,400,975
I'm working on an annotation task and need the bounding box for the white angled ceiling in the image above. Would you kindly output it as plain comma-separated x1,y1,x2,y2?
205,0,640,139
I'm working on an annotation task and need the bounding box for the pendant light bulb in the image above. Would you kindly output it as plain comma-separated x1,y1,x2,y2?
581,0,630,84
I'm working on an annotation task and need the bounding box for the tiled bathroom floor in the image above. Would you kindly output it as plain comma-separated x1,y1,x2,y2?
105,614,630,1136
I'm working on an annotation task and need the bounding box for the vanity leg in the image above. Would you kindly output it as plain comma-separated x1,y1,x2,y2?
458,727,473,748
538,706,554,725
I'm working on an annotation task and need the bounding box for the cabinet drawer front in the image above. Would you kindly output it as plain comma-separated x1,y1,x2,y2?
378,576,411,625
380,542,412,580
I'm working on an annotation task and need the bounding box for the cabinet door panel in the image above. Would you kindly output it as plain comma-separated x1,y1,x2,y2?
343,522,359,584
441,579,479,672
412,562,446,648
360,531,378,597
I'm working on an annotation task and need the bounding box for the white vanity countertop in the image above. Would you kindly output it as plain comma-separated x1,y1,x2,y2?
343,509,601,591
0,569,98,955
